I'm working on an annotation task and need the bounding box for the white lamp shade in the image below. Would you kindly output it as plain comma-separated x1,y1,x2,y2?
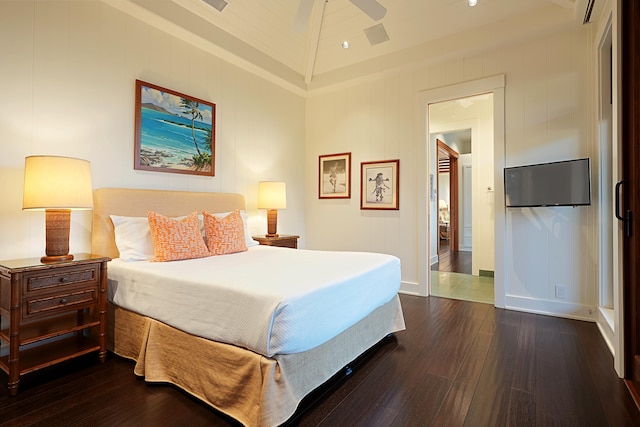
258,181,287,209
23,155,93,210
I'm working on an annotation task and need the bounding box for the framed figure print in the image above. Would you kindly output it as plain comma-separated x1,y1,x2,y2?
319,152,351,199
360,159,400,210
134,80,215,176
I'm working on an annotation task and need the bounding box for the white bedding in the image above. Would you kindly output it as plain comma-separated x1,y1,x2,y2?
107,245,401,356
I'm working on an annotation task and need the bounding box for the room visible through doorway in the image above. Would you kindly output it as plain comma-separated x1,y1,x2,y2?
428,94,495,304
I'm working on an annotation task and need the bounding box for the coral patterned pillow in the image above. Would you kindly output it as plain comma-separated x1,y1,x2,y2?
147,211,211,262
203,210,248,255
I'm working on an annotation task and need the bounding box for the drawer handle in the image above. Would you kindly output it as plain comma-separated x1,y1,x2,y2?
60,298,68,304
59,276,69,283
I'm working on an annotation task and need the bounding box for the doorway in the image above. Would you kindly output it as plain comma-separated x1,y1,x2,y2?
416,75,505,307
597,15,615,355
428,94,494,304
434,138,474,275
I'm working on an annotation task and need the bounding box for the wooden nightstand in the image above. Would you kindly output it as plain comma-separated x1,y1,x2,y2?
253,234,299,249
0,253,110,396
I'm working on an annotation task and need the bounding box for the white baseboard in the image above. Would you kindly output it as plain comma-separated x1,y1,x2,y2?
505,294,596,322
596,308,615,357
399,280,421,296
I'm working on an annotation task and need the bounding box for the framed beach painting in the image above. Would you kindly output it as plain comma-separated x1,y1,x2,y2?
360,159,399,210
319,152,351,199
134,80,215,176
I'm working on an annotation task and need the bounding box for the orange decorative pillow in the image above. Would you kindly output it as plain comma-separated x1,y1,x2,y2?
147,211,211,262
203,210,248,255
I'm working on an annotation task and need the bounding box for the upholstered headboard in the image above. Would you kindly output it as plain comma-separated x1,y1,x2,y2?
91,188,246,259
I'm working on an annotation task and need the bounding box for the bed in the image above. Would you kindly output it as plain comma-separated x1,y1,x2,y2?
91,188,405,427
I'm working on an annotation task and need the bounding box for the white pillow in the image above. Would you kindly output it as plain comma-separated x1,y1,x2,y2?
110,215,155,261
110,210,257,261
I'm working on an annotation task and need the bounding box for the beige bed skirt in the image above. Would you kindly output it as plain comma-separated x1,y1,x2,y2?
109,295,405,427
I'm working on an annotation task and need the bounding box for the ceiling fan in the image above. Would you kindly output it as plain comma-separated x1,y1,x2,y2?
293,0,387,32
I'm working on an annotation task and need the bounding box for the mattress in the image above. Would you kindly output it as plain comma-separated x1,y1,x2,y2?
107,245,401,357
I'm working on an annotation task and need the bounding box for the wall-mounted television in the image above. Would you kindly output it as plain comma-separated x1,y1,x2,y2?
504,158,591,208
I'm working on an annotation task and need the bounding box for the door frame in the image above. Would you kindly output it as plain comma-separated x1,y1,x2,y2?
416,74,505,304
621,0,640,403
437,139,460,253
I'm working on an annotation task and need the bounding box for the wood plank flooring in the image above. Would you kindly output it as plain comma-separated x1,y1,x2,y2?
1,294,639,426
432,241,472,275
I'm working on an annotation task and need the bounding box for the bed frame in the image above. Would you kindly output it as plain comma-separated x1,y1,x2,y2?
91,188,405,427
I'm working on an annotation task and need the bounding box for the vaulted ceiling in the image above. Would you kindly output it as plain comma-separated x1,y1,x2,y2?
107,0,600,94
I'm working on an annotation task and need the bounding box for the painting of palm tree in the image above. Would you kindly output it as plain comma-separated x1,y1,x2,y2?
134,80,215,176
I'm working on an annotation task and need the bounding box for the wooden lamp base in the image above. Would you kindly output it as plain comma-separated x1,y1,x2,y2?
42,209,74,263
266,209,279,237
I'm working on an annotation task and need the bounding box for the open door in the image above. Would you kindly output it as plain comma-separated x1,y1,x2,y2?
621,0,640,406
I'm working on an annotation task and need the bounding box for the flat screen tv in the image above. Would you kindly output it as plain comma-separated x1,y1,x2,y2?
504,158,591,208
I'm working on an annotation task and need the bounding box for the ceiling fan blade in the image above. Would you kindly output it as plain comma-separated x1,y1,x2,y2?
349,0,387,21
293,0,315,33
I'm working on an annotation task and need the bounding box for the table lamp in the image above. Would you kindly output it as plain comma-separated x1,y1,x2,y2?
258,181,286,237
23,155,93,263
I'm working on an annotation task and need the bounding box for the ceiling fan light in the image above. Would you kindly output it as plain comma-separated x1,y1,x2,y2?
468,0,478,6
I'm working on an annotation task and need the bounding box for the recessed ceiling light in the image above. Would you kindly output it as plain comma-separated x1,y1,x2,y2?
468,0,478,6
342,41,350,49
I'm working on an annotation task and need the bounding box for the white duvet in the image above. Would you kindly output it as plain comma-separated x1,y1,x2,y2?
108,245,401,356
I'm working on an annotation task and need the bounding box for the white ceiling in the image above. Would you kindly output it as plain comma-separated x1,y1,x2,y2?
109,0,600,94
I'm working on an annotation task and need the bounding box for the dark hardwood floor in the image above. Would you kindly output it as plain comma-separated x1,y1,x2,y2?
432,240,472,274
1,294,639,426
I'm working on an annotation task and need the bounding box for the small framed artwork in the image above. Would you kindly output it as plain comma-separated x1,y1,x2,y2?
360,159,400,210
134,80,215,176
319,152,351,199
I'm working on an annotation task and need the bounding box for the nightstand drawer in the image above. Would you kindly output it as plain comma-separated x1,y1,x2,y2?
23,265,99,294
24,287,98,318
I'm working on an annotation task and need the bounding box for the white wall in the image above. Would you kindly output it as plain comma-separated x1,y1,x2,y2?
503,26,596,319
0,1,306,261
305,22,597,317
305,80,416,284
459,153,473,253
